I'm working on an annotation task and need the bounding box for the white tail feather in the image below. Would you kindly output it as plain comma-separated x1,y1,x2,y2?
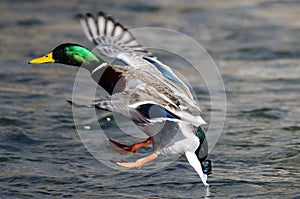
185,151,209,186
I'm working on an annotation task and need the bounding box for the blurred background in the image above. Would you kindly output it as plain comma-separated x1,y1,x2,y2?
0,0,299,198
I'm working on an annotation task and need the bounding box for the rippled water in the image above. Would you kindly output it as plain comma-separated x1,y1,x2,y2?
1,0,299,198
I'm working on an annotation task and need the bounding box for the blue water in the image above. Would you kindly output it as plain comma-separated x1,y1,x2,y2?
1,0,299,198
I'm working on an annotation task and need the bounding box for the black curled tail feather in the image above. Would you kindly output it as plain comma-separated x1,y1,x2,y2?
195,126,212,175
201,160,212,175
195,126,208,162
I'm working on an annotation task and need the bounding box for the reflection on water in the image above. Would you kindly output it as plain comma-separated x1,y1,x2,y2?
0,0,299,198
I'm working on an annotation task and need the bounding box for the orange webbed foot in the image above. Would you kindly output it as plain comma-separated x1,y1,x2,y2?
108,139,132,155
108,138,152,155
112,152,158,169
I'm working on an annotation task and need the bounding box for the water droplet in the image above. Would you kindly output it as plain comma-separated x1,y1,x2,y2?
84,125,91,130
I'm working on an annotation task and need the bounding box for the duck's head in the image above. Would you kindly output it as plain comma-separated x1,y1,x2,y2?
29,43,100,68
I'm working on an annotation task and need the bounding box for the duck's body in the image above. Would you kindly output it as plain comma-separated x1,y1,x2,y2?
29,12,211,186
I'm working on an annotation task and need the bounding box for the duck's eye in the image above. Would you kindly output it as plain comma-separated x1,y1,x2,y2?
45,55,48,57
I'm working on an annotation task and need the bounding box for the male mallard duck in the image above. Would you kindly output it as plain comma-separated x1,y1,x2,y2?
29,12,212,186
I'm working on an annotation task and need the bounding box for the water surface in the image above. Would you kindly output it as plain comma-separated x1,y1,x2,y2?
0,0,299,198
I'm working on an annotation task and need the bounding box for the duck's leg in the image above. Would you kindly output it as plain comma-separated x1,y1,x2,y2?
113,152,158,169
109,137,152,154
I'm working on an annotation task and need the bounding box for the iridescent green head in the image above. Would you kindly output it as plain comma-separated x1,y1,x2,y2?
29,43,100,68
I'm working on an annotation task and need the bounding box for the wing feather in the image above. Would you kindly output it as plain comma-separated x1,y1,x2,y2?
77,12,152,58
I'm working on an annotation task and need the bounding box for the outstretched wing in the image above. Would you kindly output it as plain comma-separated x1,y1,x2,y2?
68,98,181,124
68,98,148,124
77,12,201,113
68,90,206,127
76,12,152,58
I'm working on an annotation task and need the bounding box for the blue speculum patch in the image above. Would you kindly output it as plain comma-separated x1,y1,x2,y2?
136,104,180,119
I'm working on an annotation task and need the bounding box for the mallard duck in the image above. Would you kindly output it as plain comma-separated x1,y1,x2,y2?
29,12,212,186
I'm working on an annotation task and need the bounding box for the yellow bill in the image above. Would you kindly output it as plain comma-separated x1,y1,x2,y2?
29,52,55,64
